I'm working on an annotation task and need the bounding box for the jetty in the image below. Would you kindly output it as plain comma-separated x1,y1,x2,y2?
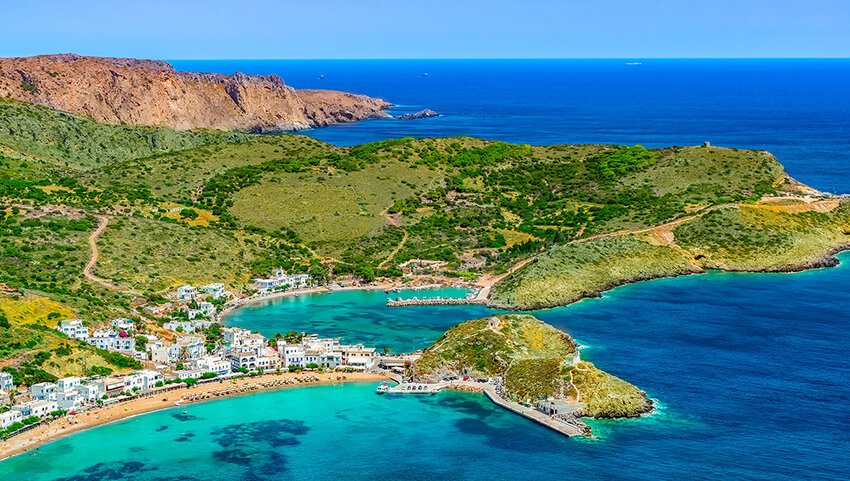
481,380,590,437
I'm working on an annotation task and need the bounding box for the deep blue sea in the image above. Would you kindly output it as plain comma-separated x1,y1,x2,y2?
169,59,850,194
1,60,849,480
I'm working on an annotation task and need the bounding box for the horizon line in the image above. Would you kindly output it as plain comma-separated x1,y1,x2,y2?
3,53,850,61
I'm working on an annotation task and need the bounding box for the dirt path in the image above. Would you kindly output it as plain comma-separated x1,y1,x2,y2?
83,215,141,295
378,210,409,269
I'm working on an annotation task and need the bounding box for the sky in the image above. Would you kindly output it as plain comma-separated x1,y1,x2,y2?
2,0,849,59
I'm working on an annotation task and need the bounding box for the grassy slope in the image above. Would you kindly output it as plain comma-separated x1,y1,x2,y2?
490,236,700,310
0,97,244,170
676,203,850,271
95,215,308,293
492,201,850,310
414,314,651,418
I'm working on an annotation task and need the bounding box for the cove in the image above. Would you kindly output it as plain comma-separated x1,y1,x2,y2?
2,256,849,480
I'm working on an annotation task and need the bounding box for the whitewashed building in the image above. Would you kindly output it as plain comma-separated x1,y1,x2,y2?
54,319,89,342
176,285,199,300
1,410,22,429
0,371,13,390
193,356,231,376
200,283,226,300
30,382,57,401
12,400,58,418
111,318,135,331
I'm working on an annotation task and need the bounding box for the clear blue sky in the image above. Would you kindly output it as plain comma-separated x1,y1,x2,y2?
2,0,848,59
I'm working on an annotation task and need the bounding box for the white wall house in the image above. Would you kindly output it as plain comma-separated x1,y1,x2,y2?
56,376,81,392
200,283,226,300
30,382,57,401
88,330,135,353
54,319,89,342
163,321,195,334
55,390,81,410
281,343,306,368
193,356,231,376
1,410,22,429
176,285,198,300
12,400,58,418
111,318,135,331
76,384,101,402
0,371,13,390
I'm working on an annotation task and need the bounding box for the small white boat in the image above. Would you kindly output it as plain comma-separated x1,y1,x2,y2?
376,383,390,394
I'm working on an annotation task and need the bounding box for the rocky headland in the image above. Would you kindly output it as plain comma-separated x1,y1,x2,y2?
412,314,653,419
0,54,392,133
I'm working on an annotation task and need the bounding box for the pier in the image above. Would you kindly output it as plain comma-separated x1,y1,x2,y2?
480,382,590,437
386,296,486,307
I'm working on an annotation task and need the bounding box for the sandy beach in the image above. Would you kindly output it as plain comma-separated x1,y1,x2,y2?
0,370,387,461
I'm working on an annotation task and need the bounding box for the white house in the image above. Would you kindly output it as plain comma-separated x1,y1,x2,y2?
56,376,81,393
149,344,170,364
342,345,377,370
198,301,216,317
176,285,198,300
200,283,226,300
169,336,206,362
54,319,89,342
111,318,135,331
55,390,81,410
0,410,22,429
88,330,135,353
136,370,164,390
163,321,195,334
174,369,204,380
12,400,58,418
0,371,13,390
30,382,57,401
193,356,231,376
76,384,101,402
281,343,306,368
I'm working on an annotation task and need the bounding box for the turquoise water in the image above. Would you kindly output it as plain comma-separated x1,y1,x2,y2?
3,255,849,479
225,287,490,353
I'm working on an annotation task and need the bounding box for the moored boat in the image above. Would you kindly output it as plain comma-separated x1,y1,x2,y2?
376,383,390,394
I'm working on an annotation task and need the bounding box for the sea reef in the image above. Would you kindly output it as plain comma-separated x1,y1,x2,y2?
0,54,391,133
413,314,653,418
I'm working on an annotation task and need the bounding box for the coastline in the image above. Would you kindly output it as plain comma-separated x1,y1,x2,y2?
0,371,387,462
488,247,850,312
218,280,466,321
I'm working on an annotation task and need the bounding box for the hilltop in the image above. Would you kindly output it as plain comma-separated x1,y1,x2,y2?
0,54,391,133
413,314,653,418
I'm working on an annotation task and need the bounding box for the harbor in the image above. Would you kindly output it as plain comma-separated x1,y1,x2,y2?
378,377,590,437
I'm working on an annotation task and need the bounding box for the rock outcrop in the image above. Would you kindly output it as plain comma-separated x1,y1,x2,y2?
0,54,391,133
396,109,440,120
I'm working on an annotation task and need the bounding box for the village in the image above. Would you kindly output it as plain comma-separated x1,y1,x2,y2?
0,269,433,442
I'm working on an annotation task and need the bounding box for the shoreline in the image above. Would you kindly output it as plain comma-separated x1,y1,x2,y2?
218,280,469,321
488,247,850,312
0,371,387,462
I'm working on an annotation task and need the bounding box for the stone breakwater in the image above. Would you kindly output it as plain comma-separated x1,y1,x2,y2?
386,297,487,307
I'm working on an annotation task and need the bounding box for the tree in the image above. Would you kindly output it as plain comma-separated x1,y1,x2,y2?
382,348,391,355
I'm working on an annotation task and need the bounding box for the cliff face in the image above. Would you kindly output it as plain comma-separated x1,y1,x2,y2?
0,54,391,133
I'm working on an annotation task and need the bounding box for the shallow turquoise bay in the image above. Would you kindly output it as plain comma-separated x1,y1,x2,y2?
3,256,849,480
